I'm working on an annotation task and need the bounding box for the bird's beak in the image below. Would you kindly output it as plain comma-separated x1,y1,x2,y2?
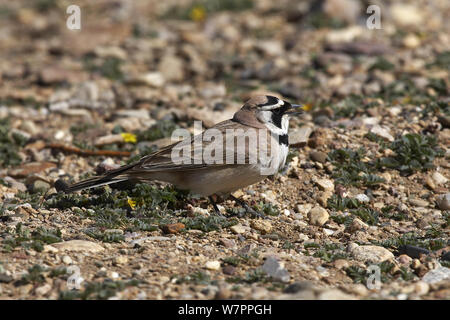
285,104,305,116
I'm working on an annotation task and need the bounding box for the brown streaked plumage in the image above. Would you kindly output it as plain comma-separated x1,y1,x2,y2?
58,95,303,216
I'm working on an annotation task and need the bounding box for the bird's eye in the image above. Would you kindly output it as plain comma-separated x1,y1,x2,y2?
273,107,282,114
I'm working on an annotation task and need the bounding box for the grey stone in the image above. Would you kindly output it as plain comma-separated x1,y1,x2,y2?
308,206,329,226
422,267,450,284
3,176,27,192
432,172,448,185
158,54,184,82
350,244,394,263
409,198,429,207
51,240,104,253
317,289,354,300
436,193,450,210
262,257,290,282
310,151,328,163
289,126,313,147
0,273,13,283
283,281,315,294
370,125,394,142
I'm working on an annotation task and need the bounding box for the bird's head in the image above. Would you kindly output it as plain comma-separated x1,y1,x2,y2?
233,95,304,135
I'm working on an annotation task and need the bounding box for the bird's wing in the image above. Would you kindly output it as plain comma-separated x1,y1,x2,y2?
63,121,276,192
127,120,273,173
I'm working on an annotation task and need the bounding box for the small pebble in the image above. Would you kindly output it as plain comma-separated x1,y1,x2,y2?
261,257,290,283
355,194,370,203
230,224,247,234
310,151,328,163
411,259,421,269
414,281,429,295
315,178,334,192
161,223,185,234
308,206,329,226
409,198,429,208
436,193,450,210
215,287,231,299
114,256,128,265
35,284,52,296
422,267,450,284
205,260,221,271
333,259,350,270
222,265,236,275
62,255,73,265
250,220,272,234
350,244,394,263
398,254,412,265
432,172,448,185
219,238,236,248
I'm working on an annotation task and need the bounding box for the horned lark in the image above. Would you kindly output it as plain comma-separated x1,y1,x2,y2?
56,95,303,217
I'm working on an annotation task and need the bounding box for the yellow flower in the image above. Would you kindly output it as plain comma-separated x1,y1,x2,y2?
121,132,137,144
190,5,206,22
127,197,136,210
301,103,313,112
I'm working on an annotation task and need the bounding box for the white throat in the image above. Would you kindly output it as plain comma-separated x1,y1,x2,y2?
258,111,290,136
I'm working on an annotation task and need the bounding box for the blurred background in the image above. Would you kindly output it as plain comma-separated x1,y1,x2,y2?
0,0,448,128
0,0,449,200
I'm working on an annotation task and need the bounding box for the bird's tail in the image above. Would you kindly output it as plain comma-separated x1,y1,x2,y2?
56,163,136,193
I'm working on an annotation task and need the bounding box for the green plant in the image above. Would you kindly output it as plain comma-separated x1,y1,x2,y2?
282,241,295,250
126,145,158,164
344,266,367,284
306,12,347,29
2,223,62,252
421,101,450,117
175,271,212,285
378,133,444,175
372,232,448,252
345,261,397,284
327,195,363,211
222,250,259,267
327,195,381,225
427,51,450,69
19,265,46,285
0,118,26,167
59,279,140,300
331,95,364,119
365,132,390,149
135,120,179,143
369,57,395,71
330,214,353,227
327,148,385,187
83,56,124,81
254,202,280,216
45,183,187,242
34,0,58,12
380,205,408,221
428,78,449,96
227,268,268,284
312,243,348,262
181,215,237,232
223,256,241,267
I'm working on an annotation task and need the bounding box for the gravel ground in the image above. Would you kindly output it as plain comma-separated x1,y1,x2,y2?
0,0,449,300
